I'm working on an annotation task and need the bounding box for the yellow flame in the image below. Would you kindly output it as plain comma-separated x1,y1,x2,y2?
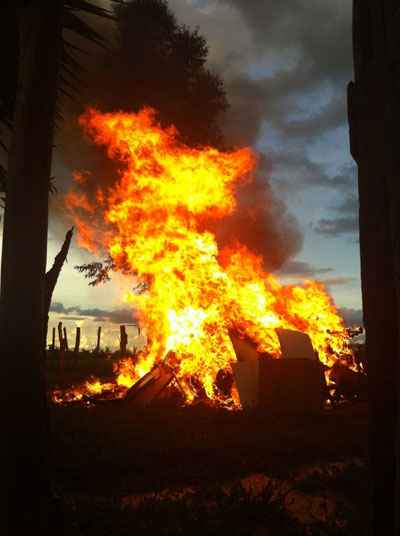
63,107,352,407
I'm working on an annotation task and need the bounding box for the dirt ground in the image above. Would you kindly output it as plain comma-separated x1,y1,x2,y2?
49,400,370,535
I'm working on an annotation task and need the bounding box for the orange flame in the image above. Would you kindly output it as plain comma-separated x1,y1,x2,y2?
64,107,351,406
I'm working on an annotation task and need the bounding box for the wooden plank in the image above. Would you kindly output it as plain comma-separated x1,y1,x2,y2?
124,364,174,408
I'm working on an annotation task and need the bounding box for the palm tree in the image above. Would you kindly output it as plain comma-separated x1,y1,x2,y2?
0,2,118,534
349,1,400,534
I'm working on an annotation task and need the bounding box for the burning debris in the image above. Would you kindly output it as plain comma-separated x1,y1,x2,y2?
50,328,365,409
58,107,355,409
52,378,118,406
230,329,327,412
124,356,182,409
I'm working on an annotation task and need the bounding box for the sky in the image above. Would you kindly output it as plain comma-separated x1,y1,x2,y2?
0,0,362,349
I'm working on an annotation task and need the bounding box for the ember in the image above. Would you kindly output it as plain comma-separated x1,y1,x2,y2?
61,107,352,407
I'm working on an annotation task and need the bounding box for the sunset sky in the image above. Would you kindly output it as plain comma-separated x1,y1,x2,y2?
0,1,361,350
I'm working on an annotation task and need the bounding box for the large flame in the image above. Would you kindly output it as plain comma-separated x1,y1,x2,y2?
64,107,351,406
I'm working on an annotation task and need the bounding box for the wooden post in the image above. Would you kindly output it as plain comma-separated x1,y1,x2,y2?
74,327,81,354
95,326,102,353
51,327,55,351
63,326,69,352
120,324,128,354
57,321,64,351
57,321,64,372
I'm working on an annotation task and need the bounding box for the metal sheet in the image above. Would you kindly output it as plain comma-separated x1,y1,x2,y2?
231,360,259,409
276,328,316,360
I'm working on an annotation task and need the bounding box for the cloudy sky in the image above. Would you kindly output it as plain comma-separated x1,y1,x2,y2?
1,0,362,349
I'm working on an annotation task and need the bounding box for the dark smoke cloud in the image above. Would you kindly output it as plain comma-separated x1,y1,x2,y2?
210,156,302,269
218,0,352,146
163,1,356,257
168,0,355,213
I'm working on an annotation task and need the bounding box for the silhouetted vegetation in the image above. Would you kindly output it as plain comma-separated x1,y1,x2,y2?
0,2,117,202
87,0,228,149
75,257,115,286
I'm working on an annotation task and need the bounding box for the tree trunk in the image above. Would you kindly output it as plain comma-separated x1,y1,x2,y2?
350,2,400,534
0,3,63,534
45,227,73,342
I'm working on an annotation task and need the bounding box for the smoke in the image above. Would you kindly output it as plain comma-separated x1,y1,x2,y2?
55,0,304,269
209,155,302,270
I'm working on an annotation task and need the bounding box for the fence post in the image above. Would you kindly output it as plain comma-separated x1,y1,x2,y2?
51,327,56,350
63,326,69,352
95,326,102,353
57,321,63,350
74,326,81,354
120,325,128,354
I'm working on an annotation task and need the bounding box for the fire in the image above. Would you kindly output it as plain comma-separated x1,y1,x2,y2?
64,107,351,406
52,377,117,405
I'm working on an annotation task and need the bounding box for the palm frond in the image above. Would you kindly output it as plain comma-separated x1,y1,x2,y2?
61,47,86,73
57,1,122,119
63,10,108,48
58,85,78,103
64,0,116,20
63,39,90,55
0,2,121,201
0,138,8,153
0,5,18,183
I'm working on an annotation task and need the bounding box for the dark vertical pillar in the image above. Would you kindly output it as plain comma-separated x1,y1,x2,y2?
349,2,400,533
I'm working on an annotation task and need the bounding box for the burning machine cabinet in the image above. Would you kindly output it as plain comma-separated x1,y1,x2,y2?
230,329,327,413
